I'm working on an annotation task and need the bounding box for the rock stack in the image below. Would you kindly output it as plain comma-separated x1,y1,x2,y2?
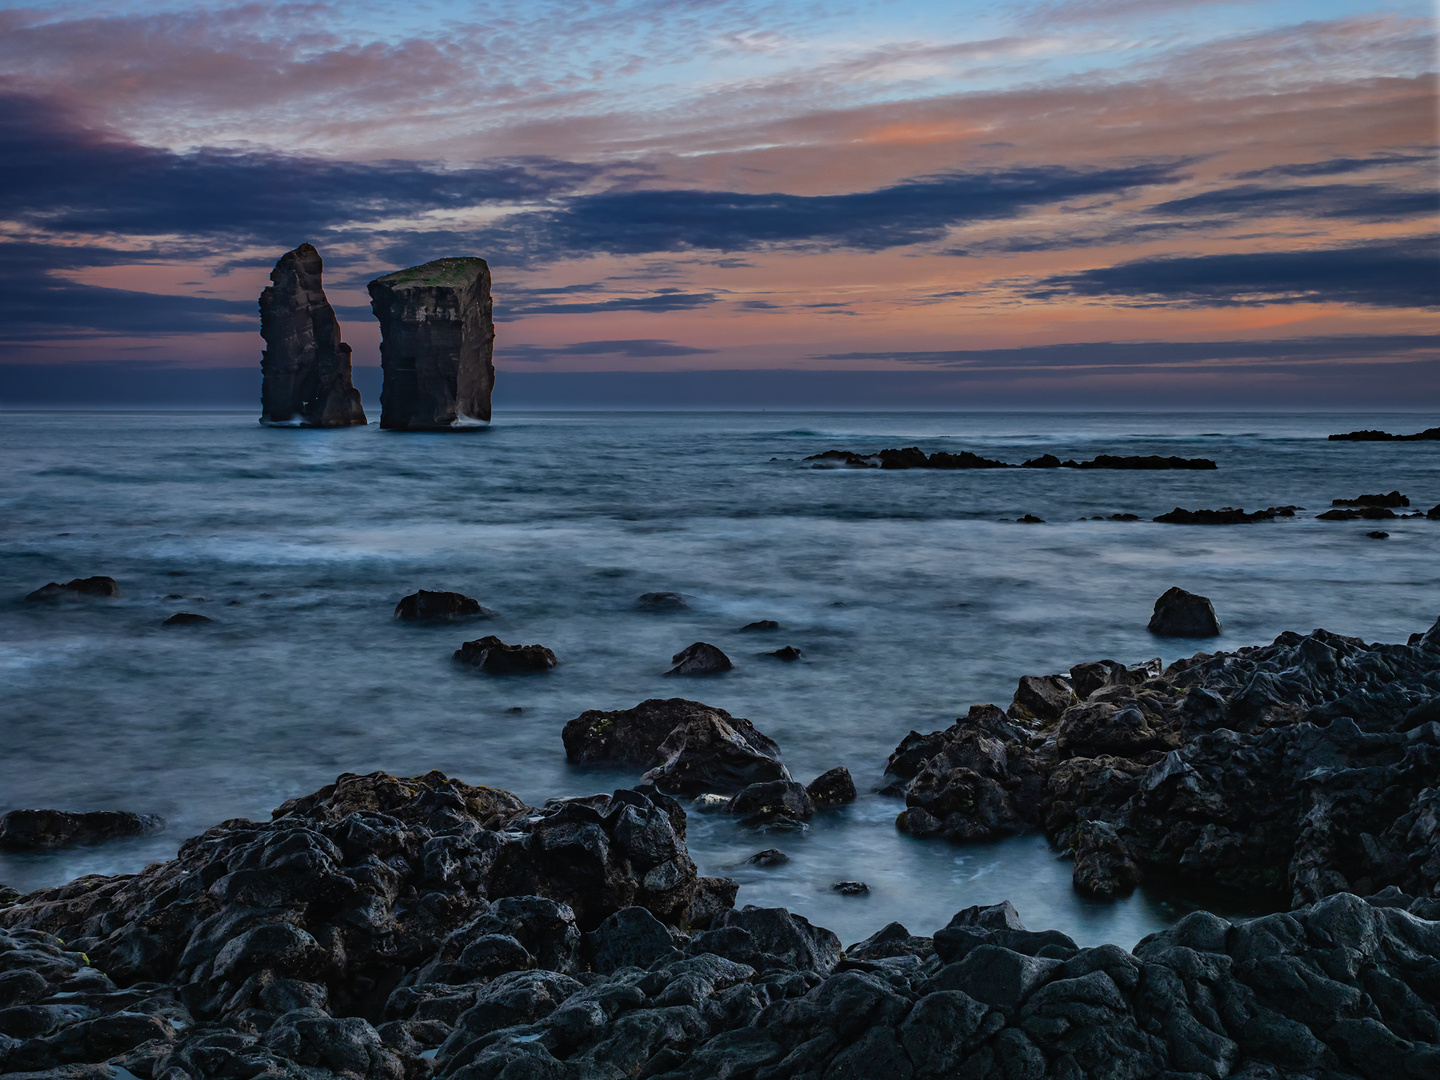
368,258,495,430
258,244,367,427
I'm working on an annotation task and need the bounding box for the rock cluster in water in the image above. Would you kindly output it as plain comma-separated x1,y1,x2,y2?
1330,426,1440,441
23,576,120,602
884,617,1440,907
1153,506,1300,525
368,259,495,430
3,769,1440,1078
0,810,164,851
258,244,367,428
804,449,1217,470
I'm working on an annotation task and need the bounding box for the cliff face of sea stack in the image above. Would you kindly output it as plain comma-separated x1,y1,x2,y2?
368,257,494,429
258,243,367,427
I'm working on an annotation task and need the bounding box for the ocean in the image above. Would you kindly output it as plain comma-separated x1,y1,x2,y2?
2,409,1437,949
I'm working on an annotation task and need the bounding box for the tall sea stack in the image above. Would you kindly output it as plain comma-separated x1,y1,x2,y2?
258,244,367,427
368,258,494,429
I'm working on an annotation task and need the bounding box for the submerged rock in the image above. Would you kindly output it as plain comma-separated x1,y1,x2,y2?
394,590,494,621
805,448,1216,469
1333,490,1409,507
885,616,1440,905
369,257,494,430
1147,586,1222,637
0,809,164,851
258,244,367,427
1318,505,1399,521
740,619,780,632
453,636,557,674
637,591,687,611
24,576,120,601
1,769,1437,1080
162,612,212,626
1154,505,1297,524
765,645,803,661
667,641,733,675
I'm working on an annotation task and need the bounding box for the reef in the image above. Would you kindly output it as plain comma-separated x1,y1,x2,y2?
369,259,495,430
3,770,1440,1079
1329,427,1440,441
803,449,1217,470
259,244,367,428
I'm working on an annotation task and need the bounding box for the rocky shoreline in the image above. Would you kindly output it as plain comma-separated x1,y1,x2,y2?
3,766,1439,1079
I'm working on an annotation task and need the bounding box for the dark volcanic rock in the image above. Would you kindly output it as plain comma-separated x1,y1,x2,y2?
1154,505,1298,524
369,257,494,430
394,590,493,621
0,809,163,851
831,881,869,895
806,767,857,806
161,612,212,626
563,699,787,796
453,636,557,674
885,616,1440,905
1330,426,1440,440
1318,505,1399,521
24,577,120,602
637,591,687,611
1008,674,1075,723
667,642,733,676
765,645,803,661
1023,454,1216,469
1367,530,1391,539
258,244,367,427
740,619,780,631
1431,503,1440,519
1147,586,1222,638
806,449,1215,470
1333,490,1409,507
745,848,790,866
1,768,1438,1080
725,780,814,828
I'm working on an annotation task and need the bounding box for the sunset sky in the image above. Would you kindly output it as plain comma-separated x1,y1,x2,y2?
1,0,1436,406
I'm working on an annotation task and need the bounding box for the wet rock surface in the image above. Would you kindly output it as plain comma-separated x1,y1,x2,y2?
1147,587,1222,638
1333,491,1410,508
637,592,687,611
453,636,557,674
3,803,1436,1080
0,811,164,852
805,768,857,807
885,617,1440,906
24,577,120,602
667,643,733,676
394,591,494,622
258,244,367,428
1318,506,1400,521
562,700,788,796
161,612,212,627
369,258,494,430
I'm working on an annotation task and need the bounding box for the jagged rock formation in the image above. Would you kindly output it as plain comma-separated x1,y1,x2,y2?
368,258,494,430
2,770,1438,1079
259,244,367,427
884,617,1440,906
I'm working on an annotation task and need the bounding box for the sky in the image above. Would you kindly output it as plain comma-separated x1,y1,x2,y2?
0,0,1436,407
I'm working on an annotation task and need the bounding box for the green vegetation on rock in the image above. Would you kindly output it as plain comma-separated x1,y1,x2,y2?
374,257,488,289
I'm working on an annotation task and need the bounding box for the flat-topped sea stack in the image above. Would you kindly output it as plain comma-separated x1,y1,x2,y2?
368,257,494,429
258,244,367,427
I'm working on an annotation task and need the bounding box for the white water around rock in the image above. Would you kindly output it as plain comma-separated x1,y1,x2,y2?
2,409,1437,947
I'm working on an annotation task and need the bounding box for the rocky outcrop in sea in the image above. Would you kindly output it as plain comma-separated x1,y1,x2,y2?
884,617,1440,908
1329,427,1440,441
3,769,1439,1079
259,244,367,428
369,259,495,430
804,449,1217,470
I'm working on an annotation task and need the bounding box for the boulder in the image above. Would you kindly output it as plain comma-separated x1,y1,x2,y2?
161,612,211,626
667,642,733,675
637,591,687,610
724,780,813,828
641,712,789,794
765,646,803,661
394,590,493,621
368,257,494,429
258,243,367,427
562,699,780,772
745,849,790,866
24,577,120,601
831,881,869,895
0,809,164,851
740,620,779,631
1318,505,1398,520
806,767,857,806
453,636,557,674
1147,586,1222,637
1008,674,1074,723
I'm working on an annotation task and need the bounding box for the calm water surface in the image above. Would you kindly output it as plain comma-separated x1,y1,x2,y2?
2,410,1438,948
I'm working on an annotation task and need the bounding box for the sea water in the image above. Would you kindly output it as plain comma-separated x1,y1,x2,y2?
2,410,1438,949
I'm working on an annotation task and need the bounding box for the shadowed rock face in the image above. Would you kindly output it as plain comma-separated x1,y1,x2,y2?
259,244,367,427
368,258,494,430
